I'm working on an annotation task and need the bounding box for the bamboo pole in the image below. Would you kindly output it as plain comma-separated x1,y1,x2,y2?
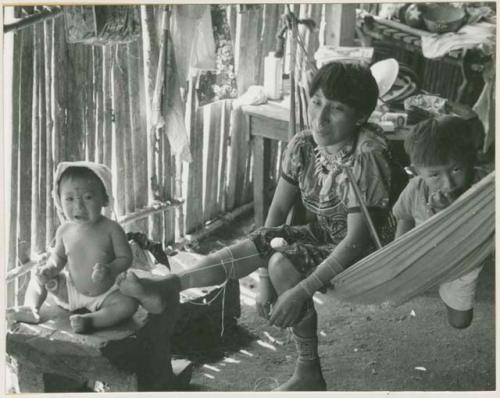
4,7,63,34
217,100,231,213
44,20,55,246
51,18,64,169
8,29,23,306
86,47,96,161
140,5,161,238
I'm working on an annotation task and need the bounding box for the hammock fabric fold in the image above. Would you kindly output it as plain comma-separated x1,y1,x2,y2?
331,171,495,306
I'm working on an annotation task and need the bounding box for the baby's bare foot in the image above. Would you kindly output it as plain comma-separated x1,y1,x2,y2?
117,271,179,314
69,314,93,334
7,306,41,324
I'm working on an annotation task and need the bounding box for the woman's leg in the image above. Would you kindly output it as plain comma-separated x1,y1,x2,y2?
268,252,326,391
117,239,265,313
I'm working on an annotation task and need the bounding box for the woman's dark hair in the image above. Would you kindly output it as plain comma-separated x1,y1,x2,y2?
309,62,379,118
404,115,478,167
58,166,109,205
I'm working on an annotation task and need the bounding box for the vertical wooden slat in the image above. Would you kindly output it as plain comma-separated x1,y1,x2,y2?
111,45,128,217
44,20,55,246
8,29,23,306
95,47,104,164
37,21,47,251
30,26,41,255
103,46,113,170
86,47,96,161
141,4,161,238
122,45,136,216
17,28,35,304
52,17,65,171
217,100,231,213
185,77,204,233
258,4,281,85
234,6,263,95
128,40,148,232
203,102,222,221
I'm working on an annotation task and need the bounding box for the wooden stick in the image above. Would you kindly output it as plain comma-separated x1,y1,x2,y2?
123,44,136,216
288,6,298,140
4,7,63,34
118,200,183,226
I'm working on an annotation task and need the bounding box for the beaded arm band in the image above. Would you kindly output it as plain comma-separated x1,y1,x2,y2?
298,256,345,297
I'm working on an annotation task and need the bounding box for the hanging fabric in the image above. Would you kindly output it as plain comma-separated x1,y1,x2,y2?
330,172,495,306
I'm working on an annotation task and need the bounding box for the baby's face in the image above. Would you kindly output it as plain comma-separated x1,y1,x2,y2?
60,177,106,224
417,162,471,209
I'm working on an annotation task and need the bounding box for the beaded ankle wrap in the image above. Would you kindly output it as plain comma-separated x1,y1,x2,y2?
293,332,319,361
299,255,345,296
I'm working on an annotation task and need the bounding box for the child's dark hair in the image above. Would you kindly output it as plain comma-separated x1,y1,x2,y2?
58,167,109,205
404,115,477,167
309,62,379,119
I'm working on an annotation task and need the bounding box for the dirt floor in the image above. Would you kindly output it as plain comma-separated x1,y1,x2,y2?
178,213,495,392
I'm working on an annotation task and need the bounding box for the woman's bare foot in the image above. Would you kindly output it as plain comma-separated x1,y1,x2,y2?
69,314,93,334
274,359,327,391
7,306,41,324
117,271,180,314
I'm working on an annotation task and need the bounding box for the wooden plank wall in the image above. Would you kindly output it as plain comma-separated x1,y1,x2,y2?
6,5,298,302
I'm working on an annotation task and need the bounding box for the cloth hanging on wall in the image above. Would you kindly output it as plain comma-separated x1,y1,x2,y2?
330,172,495,306
170,5,217,85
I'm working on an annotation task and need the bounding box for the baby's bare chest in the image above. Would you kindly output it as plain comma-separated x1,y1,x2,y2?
63,228,115,265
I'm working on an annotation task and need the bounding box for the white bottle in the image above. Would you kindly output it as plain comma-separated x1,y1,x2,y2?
263,52,283,100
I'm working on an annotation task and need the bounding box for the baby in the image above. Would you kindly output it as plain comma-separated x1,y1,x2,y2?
7,162,138,333
393,115,488,329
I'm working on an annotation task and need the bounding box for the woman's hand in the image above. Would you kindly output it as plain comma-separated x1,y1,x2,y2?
269,285,310,328
256,274,277,319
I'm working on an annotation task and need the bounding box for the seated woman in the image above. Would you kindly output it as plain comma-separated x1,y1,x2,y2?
117,61,400,391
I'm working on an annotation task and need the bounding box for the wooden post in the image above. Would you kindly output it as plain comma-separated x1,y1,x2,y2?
258,4,283,85
86,47,96,162
322,4,356,47
217,100,231,213
51,18,65,170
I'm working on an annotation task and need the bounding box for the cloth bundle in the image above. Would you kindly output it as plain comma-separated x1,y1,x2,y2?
331,172,495,306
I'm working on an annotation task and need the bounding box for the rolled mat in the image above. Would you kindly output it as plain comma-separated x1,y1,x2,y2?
331,171,495,306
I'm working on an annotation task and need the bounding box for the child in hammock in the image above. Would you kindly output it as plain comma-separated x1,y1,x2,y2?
7,162,138,334
393,115,488,329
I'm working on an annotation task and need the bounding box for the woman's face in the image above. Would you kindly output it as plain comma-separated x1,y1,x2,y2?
308,89,361,147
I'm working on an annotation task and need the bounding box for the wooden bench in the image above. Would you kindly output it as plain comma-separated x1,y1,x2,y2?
7,251,241,393
6,295,192,392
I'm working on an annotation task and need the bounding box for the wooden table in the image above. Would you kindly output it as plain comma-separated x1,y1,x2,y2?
242,101,409,226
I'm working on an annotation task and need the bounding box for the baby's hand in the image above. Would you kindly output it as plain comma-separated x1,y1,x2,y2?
91,263,109,282
428,190,460,211
35,263,59,284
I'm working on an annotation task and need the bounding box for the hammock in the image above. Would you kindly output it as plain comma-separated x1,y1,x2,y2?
331,171,495,306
